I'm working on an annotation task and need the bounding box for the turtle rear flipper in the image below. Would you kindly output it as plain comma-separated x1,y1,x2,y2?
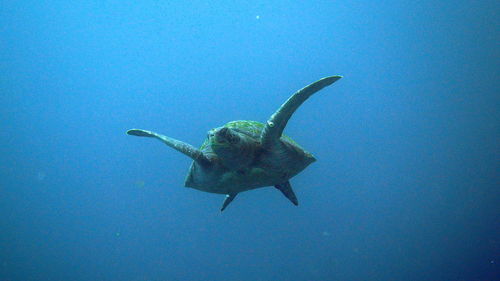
275,181,298,206
220,193,238,212
127,129,210,165
260,76,342,148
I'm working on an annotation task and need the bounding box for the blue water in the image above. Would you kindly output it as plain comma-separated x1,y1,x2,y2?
1,1,498,280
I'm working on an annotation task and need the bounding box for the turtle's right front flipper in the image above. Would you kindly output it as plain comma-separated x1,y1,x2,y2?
260,76,342,148
127,129,210,166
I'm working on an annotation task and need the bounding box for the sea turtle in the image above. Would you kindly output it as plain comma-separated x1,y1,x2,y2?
127,75,342,211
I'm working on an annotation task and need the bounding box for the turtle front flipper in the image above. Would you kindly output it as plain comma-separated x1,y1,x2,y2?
127,129,210,166
260,76,342,148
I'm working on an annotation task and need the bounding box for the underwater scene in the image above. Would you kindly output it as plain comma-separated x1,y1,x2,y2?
1,1,498,280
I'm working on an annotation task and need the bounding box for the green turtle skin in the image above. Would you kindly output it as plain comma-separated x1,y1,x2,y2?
127,75,342,211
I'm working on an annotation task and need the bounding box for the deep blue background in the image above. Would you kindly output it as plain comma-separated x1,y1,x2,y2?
1,1,498,280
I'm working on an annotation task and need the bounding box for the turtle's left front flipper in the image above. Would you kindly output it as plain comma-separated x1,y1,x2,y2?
127,129,210,166
275,181,298,206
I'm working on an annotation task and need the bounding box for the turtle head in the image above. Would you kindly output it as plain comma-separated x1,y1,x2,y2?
207,127,254,169
208,127,241,151
214,127,241,145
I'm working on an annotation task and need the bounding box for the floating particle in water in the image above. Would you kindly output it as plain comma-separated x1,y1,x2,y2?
36,171,46,181
135,180,145,188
